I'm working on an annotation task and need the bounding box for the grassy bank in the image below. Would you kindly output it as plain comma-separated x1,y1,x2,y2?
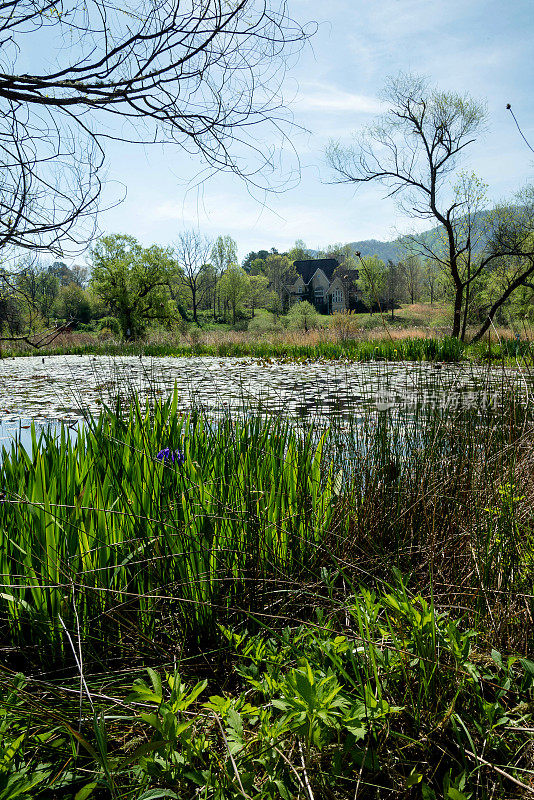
0,384,533,798
3,329,534,363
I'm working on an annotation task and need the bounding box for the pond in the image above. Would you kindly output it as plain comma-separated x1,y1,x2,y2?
0,354,531,450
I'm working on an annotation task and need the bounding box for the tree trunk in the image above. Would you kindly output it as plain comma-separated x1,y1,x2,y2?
460,282,470,341
191,286,199,325
451,285,464,338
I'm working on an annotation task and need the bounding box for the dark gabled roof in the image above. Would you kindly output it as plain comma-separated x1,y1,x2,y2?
293,258,339,284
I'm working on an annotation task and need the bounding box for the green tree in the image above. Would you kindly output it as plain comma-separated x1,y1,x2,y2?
286,300,320,331
248,275,271,317
318,243,357,269
13,262,59,326
90,234,177,338
242,250,273,273
48,262,89,289
218,265,250,324
248,258,268,276
287,240,309,263
264,254,295,308
210,235,238,318
0,261,58,346
54,284,92,326
0,287,23,338
359,255,386,310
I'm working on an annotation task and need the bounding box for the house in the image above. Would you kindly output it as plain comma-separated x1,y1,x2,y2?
285,258,362,314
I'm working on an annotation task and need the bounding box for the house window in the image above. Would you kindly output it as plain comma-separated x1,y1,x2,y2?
314,287,324,300
332,289,343,304
297,286,303,294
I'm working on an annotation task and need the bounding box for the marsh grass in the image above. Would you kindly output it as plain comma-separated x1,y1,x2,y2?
4,326,534,365
0,370,533,798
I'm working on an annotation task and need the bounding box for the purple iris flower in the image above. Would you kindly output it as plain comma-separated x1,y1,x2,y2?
156,447,185,466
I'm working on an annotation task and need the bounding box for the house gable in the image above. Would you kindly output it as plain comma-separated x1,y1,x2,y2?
287,274,305,292
327,276,345,296
310,269,330,289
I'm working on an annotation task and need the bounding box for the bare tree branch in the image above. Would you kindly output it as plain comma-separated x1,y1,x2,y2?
0,0,314,256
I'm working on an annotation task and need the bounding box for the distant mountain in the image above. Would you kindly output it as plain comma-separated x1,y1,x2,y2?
336,210,495,263
345,238,405,263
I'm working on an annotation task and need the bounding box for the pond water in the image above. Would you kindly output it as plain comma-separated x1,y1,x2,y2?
0,354,531,449
1,354,530,422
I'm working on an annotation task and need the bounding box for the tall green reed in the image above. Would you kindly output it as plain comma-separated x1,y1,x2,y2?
0,393,337,661
2,335,470,362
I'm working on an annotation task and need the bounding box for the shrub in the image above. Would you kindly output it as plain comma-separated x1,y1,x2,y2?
286,300,321,331
97,316,121,335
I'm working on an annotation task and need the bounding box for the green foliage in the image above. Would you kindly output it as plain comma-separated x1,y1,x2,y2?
90,234,178,338
4,592,531,798
263,253,295,305
1,332,476,362
211,235,237,275
0,675,52,798
0,374,533,798
286,239,310,262
218,264,250,323
247,310,283,332
248,274,271,316
359,255,386,308
241,249,271,273
286,300,321,330
15,265,59,323
53,283,92,325
96,315,121,335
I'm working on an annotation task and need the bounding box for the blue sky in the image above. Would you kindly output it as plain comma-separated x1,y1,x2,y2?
92,0,534,262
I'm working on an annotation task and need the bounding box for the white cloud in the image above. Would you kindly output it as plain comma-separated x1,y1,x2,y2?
294,82,383,115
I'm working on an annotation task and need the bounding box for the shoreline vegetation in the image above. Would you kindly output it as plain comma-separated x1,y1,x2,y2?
2,328,533,364
0,384,533,798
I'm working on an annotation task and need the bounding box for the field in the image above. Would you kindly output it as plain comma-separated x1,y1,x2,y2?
0,369,533,799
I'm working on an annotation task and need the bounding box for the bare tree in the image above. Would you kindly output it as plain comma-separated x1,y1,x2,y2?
0,1,312,257
174,230,213,325
326,74,534,341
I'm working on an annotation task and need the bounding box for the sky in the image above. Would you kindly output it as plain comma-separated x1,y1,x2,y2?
76,0,534,262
